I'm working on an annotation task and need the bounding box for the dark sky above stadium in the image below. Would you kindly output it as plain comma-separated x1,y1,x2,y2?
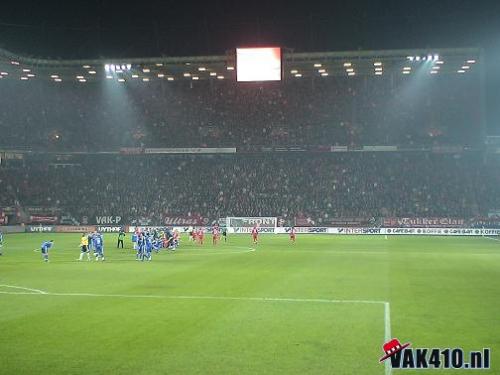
1,0,499,130
0,0,499,59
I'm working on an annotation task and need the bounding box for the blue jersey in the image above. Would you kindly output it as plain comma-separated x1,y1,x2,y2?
132,233,138,243
145,237,153,251
41,241,53,253
137,237,145,250
93,235,103,248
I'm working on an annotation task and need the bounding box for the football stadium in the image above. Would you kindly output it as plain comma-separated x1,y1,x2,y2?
1,2,500,374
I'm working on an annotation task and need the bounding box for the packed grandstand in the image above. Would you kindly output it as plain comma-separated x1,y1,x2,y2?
1,47,498,229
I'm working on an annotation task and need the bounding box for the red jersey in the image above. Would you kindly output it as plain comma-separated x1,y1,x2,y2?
251,227,258,236
290,228,296,236
198,229,204,238
212,227,220,237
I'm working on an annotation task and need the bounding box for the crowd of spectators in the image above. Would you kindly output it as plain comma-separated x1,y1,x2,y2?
0,74,480,150
1,152,499,224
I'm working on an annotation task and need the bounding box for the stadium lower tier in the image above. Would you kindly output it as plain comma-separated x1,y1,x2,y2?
1,152,499,224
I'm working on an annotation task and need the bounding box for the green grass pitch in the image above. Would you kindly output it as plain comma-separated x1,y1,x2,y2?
0,233,499,374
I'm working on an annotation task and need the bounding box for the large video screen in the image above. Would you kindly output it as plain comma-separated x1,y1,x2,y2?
236,47,282,82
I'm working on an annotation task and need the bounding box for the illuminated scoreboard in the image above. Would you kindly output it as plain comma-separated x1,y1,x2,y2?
236,47,282,82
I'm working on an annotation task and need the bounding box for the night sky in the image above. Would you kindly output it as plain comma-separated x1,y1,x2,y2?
1,0,499,128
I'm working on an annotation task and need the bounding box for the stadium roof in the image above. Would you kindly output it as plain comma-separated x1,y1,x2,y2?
0,47,481,83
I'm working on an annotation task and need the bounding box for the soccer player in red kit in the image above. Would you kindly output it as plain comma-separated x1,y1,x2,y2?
251,226,259,244
197,228,204,245
212,225,220,245
289,227,296,243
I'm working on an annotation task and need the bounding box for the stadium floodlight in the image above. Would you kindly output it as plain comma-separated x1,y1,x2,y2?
217,75,225,79
457,70,466,73
375,67,383,71
343,62,352,67
54,78,62,82
155,63,163,67
114,64,121,71
318,69,326,73
11,61,20,65
76,75,84,79
467,59,476,64
427,54,433,61
167,77,174,81
374,62,382,66
1,72,9,76
131,74,139,78
407,56,414,61
209,72,217,76
158,73,165,78
192,76,199,80
375,71,383,75
198,67,206,71
430,70,439,74
110,65,116,72
294,73,302,77
105,64,110,72
82,65,90,68
22,68,30,72
403,66,411,71
143,68,150,73
432,66,440,70
461,66,470,69
436,60,444,64
415,56,421,61
121,64,126,70
142,77,150,82
106,75,113,79
20,76,28,80
321,72,328,76
402,70,411,74
226,66,235,70
183,72,191,77
313,63,322,67
290,69,298,74
78,78,86,82
347,72,355,76
126,64,131,70
434,54,439,61
346,68,354,72
27,73,35,77
117,78,125,82
88,70,96,75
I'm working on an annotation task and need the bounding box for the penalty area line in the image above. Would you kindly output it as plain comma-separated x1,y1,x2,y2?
0,285,391,374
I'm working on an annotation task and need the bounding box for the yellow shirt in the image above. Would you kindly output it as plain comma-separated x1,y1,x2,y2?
80,236,89,246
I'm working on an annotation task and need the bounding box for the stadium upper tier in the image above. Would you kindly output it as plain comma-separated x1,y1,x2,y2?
0,47,483,150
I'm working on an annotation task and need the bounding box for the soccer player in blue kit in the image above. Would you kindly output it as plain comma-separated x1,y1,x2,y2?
92,232,105,261
40,240,54,262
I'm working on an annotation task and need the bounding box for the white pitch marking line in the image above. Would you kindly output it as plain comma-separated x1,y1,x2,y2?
0,288,386,305
179,248,255,256
384,302,392,375
0,284,47,294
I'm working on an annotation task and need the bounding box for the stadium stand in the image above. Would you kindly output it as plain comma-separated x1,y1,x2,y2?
0,74,480,150
1,153,499,224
